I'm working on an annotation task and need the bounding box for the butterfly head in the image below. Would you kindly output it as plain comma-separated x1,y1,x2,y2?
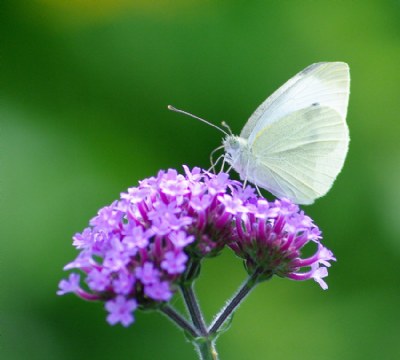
223,135,248,166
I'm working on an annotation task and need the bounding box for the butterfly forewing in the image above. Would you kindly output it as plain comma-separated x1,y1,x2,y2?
240,62,350,146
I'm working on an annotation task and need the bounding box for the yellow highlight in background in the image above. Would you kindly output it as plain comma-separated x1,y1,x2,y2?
35,0,210,26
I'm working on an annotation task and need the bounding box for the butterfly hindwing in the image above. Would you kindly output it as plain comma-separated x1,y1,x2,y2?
249,105,349,204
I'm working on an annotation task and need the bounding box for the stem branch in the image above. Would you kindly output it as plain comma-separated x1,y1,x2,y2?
160,304,200,338
209,269,262,334
181,283,208,336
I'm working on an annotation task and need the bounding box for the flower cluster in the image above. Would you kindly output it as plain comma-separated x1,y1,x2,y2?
58,166,249,326
229,198,336,289
58,166,335,327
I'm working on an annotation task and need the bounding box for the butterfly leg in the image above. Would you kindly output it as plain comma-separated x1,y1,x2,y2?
209,145,224,173
220,155,227,173
208,154,224,174
242,157,251,189
224,162,233,174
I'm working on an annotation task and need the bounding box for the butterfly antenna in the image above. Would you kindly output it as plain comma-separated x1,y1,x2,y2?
221,121,233,135
168,105,228,136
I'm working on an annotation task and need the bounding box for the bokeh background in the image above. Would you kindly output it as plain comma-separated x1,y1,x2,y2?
2,1,400,359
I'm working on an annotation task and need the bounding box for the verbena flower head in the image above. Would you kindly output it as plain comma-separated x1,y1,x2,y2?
58,166,336,327
58,166,249,326
229,198,336,289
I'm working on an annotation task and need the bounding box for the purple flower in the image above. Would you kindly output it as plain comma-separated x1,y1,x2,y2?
317,247,336,267
105,296,137,327
72,228,93,249
113,271,135,295
169,231,194,248
207,172,231,195
63,251,93,270
311,266,329,290
135,262,160,285
122,223,149,252
161,251,188,275
103,248,131,272
288,264,330,290
230,198,336,289
121,186,152,204
218,194,248,215
144,281,173,301
90,203,123,232
148,201,179,223
190,194,212,211
57,273,81,295
159,172,190,202
151,218,171,236
254,199,279,219
86,268,111,292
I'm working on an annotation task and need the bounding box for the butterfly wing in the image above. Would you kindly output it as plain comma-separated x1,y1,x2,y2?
240,62,350,144
249,105,349,204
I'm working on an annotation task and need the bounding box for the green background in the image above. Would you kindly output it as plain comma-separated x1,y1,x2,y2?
2,1,400,359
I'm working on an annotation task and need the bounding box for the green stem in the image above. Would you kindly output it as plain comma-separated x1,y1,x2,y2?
195,340,219,360
180,283,208,336
209,269,262,335
159,304,200,338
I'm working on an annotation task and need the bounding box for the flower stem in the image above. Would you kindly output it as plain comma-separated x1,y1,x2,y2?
160,304,200,338
180,282,208,336
195,340,219,360
209,269,262,334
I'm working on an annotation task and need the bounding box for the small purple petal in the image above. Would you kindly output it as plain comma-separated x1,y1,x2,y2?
121,186,152,204
169,231,195,248
113,271,135,295
183,165,202,181
160,176,190,197
105,296,137,327
72,228,93,249
57,273,81,295
102,249,130,272
161,251,188,274
122,223,149,252
218,194,249,215
86,268,110,292
318,247,336,267
90,203,123,232
63,251,93,270
207,172,230,195
190,194,212,211
144,281,173,301
135,262,160,285
311,266,329,290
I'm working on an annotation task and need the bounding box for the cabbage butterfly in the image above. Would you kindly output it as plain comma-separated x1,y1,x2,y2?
169,62,350,205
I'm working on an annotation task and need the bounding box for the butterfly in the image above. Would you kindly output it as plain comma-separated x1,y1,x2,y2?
170,62,350,205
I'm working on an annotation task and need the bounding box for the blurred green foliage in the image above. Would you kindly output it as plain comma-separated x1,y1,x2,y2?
1,1,400,359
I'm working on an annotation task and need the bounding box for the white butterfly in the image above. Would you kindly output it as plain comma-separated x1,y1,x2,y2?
170,62,350,205
222,62,350,205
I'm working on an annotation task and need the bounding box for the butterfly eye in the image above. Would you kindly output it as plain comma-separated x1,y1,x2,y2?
229,138,240,150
